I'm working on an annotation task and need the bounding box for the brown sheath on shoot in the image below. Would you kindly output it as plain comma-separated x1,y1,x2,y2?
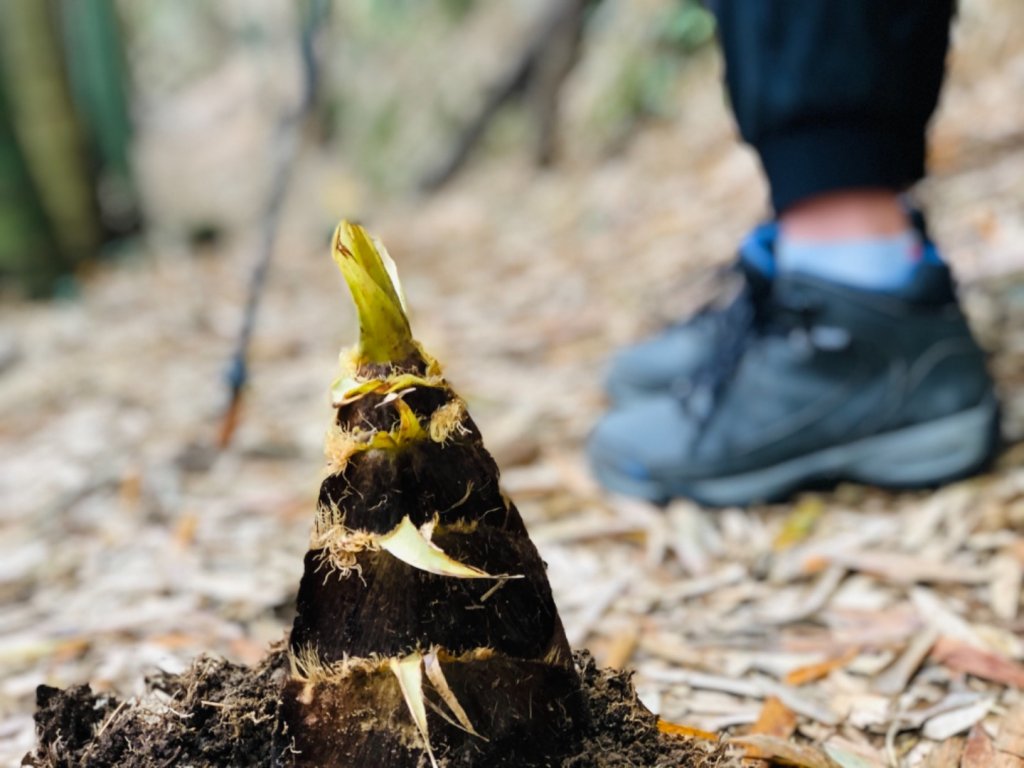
276,222,584,767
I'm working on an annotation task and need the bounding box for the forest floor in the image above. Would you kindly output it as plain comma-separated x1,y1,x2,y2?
3,0,1024,765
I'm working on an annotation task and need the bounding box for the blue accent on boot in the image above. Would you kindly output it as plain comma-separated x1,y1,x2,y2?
739,221,776,279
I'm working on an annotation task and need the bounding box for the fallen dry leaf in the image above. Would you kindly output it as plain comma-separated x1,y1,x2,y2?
826,550,990,584
962,722,997,767
996,703,1024,763
754,698,797,736
731,734,839,768
931,636,1024,687
989,553,1023,621
656,719,718,742
603,624,639,670
745,697,798,761
920,736,965,768
921,698,991,741
895,692,987,731
872,626,939,696
785,647,860,687
822,737,885,768
760,681,843,727
773,497,825,550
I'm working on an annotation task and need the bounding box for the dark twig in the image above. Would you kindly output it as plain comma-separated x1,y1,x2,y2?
218,0,329,449
418,0,600,192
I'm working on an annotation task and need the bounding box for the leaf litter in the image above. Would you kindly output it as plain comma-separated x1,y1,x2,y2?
3,0,1024,765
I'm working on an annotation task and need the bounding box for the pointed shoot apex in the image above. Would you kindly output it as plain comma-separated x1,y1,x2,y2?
332,221,418,366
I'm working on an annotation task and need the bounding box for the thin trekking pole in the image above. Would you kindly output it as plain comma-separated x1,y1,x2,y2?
218,0,329,449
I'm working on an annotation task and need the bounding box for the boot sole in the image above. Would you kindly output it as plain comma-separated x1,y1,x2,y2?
594,395,1000,507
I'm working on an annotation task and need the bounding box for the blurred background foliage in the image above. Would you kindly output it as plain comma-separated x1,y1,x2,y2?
0,0,715,298
0,0,135,297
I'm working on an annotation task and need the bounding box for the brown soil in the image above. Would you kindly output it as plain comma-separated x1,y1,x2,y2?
567,653,728,768
24,649,728,768
25,650,290,768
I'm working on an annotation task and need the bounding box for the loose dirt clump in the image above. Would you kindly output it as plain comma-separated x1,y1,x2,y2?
25,650,728,768
26,649,291,768
567,652,726,768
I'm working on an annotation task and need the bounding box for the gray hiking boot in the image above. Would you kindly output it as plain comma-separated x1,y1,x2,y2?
605,223,776,404
589,263,1000,507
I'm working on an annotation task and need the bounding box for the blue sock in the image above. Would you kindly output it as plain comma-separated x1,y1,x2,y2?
777,229,931,293
739,222,777,279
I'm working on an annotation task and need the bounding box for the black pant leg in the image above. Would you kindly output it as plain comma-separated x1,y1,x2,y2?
710,0,955,213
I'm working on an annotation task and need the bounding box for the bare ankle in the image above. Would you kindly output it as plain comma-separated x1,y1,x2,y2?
780,189,909,242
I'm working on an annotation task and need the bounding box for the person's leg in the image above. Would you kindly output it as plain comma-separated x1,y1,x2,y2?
714,0,954,216
591,0,999,505
604,1,956,403
717,0,955,293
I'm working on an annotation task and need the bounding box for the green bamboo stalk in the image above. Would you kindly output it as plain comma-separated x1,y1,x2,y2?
58,0,137,230
0,0,101,270
0,71,66,296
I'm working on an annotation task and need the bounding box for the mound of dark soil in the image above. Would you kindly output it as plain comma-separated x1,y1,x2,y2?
26,649,289,768
24,648,727,768
568,653,728,768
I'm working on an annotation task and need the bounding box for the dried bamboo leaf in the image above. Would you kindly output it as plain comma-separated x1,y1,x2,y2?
931,636,1024,687
564,575,629,647
638,633,705,667
749,696,797,748
822,737,886,768
666,501,717,575
922,698,992,741
730,734,840,768
773,496,825,550
904,486,974,549
961,722,998,767
817,605,922,647
761,566,846,626
827,550,989,584
872,626,939,696
911,587,984,646
990,553,1023,622
655,719,718,741
640,667,762,698
895,692,986,730
770,518,898,582
653,563,748,604
785,647,860,687
530,516,646,545
759,680,843,726
920,737,966,768
603,624,639,670
741,651,833,679
693,711,762,731
996,703,1024,761
973,623,1024,659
